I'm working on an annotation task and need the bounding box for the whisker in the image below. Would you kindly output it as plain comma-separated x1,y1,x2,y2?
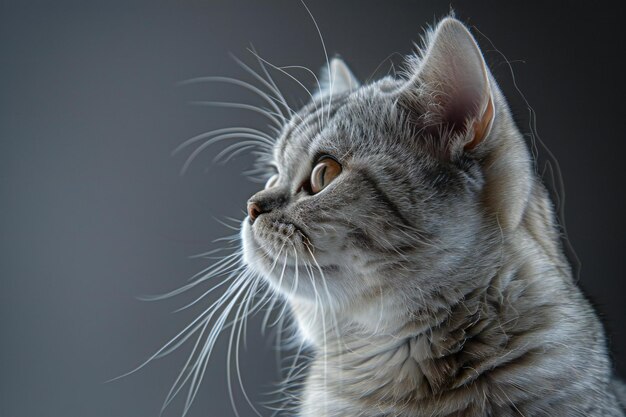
173,267,245,313
160,317,211,413
280,65,322,98
108,269,249,384
299,0,331,125
189,100,283,128
180,132,272,175
230,52,295,119
139,251,242,301
173,126,274,156
225,278,259,417
181,275,255,416
246,49,321,127
261,252,289,333
213,141,264,164
179,76,287,125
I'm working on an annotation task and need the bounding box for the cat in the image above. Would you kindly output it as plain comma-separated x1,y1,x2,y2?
236,16,626,417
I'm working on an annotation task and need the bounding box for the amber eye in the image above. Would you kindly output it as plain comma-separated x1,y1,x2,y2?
265,174,279,189
310,156,342,194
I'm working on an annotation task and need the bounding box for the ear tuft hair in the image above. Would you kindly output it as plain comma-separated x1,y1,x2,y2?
398,17,494,159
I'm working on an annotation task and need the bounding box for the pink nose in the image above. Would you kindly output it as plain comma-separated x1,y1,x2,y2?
247,201,262,222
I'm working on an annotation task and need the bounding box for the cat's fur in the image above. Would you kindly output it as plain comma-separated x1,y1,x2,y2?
241,17,625,416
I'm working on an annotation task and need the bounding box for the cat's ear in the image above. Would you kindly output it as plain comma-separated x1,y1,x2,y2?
315,57,360,97
399,17,494,157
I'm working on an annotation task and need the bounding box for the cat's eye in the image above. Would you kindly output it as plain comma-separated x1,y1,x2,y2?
265,174,279,189
310,156,342,194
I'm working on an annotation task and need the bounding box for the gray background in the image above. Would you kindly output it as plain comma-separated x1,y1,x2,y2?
1,1,625,416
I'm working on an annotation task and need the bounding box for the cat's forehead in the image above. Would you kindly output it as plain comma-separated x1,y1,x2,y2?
274,79,403,171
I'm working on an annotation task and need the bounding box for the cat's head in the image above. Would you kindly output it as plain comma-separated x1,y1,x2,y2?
241,17,532,328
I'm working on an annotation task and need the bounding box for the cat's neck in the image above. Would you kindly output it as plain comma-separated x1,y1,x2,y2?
293,274,501,416
291,202,604,416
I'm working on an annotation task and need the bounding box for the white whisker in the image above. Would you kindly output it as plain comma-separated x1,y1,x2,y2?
179,75,287,125
189,100,283,127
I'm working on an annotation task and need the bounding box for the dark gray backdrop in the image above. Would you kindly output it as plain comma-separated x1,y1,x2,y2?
1,1,624,417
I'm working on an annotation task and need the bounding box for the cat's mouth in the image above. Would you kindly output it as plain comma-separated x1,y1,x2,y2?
242,215,344,298
246,215,314,264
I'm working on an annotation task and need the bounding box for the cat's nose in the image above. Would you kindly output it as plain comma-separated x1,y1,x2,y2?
247,189,288,224
247,201,264,223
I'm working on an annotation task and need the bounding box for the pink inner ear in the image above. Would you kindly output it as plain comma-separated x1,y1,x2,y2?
465,97,494,151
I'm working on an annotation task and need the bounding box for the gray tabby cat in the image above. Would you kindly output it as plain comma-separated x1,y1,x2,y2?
238,17,626,417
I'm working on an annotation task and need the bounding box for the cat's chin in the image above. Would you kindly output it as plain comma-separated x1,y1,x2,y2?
241,217,347,302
